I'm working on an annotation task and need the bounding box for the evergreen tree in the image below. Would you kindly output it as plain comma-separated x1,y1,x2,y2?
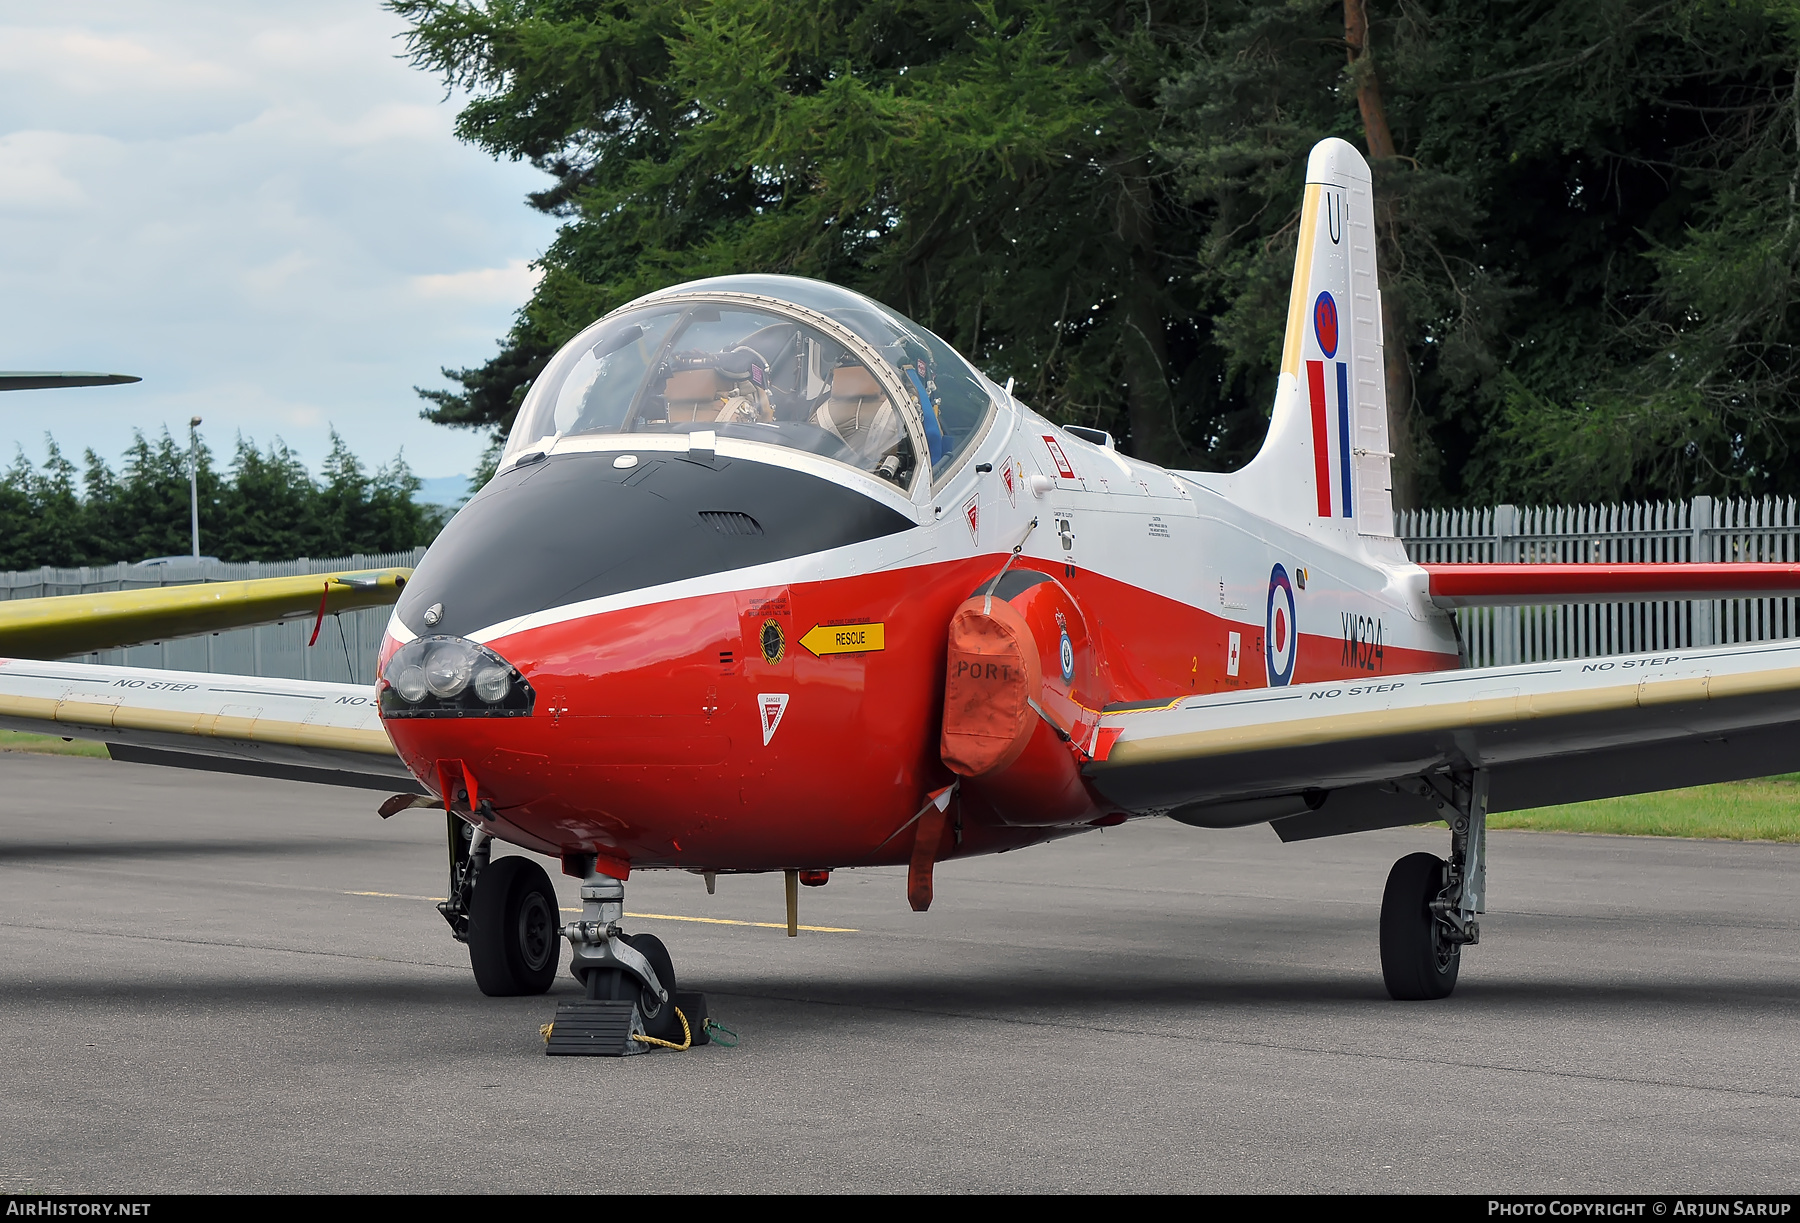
395,0,1800,505
391,0,1216,469
1154,0,1800,502
0,432,446,569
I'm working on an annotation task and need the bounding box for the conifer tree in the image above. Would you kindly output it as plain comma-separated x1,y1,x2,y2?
395,0,1800,505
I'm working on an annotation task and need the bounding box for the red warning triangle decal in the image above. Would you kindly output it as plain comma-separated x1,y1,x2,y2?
758,692,789,745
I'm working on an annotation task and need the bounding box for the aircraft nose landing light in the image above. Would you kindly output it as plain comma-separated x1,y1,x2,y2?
379,636,534,718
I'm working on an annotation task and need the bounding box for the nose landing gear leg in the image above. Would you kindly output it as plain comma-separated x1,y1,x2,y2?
546,864,701,1056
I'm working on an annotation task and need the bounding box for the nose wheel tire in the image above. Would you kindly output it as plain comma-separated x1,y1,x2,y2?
1380,851,1460,1001
468,855,561,997
620,931,681,1041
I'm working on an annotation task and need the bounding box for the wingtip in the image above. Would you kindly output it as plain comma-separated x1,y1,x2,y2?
0,372,142,391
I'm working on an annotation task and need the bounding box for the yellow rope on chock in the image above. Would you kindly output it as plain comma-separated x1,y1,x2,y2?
631,1006,692,1051
538,1008,694,1050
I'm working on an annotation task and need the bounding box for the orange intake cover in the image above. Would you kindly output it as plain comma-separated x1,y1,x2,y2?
940,595,1042,777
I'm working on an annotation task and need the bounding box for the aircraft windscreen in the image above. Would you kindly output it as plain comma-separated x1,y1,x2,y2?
503,304,919,485
654,276,996,482
502,277,996,487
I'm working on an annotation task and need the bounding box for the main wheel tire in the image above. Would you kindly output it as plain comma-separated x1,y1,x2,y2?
468,856,561,997
621,931,681,1041
1380,851,1460,1001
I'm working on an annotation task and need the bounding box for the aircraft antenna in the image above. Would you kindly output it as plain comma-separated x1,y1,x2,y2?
982,517,1039,613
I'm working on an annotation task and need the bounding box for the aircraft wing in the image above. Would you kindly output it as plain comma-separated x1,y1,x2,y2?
0,568,410,659
1085,639,1800,842
0,657,421,794
0,372,139,391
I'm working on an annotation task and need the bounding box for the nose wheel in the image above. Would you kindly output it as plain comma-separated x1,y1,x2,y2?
547,864,706,1055
581,932,682,1041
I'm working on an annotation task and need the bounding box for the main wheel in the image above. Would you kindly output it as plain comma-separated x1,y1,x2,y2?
621,932,681,1041
1380,852,1460,1001
468,855,561,997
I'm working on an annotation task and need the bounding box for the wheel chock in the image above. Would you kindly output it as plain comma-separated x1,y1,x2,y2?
544,999,642,1057
675,992,710,1046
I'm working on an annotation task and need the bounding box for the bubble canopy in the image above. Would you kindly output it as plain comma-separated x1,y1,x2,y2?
499,275,996,490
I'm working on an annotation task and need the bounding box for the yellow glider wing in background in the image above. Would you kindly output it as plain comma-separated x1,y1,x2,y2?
0,656,418,792
0,568,410,659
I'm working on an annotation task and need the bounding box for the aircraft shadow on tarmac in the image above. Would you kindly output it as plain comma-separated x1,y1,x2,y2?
0,838,362,862
0,978,511,1010
6,971,1794,1026
683,973,1800,1020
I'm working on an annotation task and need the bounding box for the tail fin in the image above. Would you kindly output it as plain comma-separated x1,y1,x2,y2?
1213,138,1394,540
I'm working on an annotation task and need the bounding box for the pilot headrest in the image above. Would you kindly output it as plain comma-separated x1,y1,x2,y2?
829,364,883,399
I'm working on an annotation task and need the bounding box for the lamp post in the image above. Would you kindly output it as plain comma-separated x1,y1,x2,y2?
188,416,202,560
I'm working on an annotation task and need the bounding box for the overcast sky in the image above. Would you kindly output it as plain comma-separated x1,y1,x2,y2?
0,1,558,482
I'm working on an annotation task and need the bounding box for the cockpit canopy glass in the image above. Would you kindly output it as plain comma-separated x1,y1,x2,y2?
500,276,996,489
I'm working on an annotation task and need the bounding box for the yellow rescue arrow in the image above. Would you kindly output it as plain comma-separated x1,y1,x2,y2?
798,622,885,657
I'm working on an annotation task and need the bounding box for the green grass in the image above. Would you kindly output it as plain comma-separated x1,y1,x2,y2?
1491,773,1800,842
0,730,109,758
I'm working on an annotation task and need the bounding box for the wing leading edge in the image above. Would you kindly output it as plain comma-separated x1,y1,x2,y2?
1085,640,1800,841
0,657,421,793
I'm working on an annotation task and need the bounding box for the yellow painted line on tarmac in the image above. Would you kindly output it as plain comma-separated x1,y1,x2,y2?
632,910,856,933
566,907,857,934
346,890,446,902
341,890,856,932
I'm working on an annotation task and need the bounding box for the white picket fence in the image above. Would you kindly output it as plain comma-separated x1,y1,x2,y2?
0,550,427,685
1400,497,1800,666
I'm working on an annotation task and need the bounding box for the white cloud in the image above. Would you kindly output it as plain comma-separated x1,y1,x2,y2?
243,251,319,297
411,259,544,303
0,132,91,211
0,26,246,95
0,0,560,479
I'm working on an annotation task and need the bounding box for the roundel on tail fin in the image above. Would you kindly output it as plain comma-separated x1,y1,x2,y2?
1313,292,1338,359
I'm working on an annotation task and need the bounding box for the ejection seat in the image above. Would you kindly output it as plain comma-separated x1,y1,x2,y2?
663,368,727,423
811,362,903,469
663,353,775,426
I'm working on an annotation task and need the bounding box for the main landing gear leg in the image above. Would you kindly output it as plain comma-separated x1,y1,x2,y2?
547,864,696,1056
439,813,561,997
1380,768,1487,1001
436,813,488,944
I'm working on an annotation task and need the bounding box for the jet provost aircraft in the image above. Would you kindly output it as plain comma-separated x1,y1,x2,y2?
8,138,1800,1051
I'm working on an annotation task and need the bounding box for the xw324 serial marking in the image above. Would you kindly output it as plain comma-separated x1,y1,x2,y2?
1342,613,1384,672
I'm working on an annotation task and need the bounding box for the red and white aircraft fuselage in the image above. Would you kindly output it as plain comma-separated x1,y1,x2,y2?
374,140,1461,890
376,364,1460,879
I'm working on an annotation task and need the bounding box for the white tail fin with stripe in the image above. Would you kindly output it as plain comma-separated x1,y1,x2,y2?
1206,138,1395,542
